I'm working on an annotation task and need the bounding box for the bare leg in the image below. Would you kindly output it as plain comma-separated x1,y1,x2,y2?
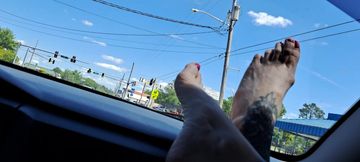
231,39,301,160
166,63,262,162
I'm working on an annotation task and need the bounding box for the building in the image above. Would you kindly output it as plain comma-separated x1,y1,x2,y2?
203,86,220,101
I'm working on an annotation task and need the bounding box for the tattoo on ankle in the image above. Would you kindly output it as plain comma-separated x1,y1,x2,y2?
241,92,278,161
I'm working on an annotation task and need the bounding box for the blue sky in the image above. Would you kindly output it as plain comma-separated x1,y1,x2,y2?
1,0,359,118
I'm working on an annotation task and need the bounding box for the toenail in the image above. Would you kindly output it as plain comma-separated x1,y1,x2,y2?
295,40,300,48
195,63,201,71
286,38,295,43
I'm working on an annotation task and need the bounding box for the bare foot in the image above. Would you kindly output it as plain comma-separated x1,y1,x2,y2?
231,39,300,159
166,63,262,162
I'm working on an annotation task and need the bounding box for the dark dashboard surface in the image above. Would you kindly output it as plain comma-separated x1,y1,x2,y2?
0,62,182,162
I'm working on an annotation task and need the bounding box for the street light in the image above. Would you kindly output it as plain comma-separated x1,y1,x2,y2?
191,8,228,26
192,1,240,108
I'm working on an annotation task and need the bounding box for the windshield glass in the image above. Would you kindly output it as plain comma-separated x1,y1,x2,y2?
1,0,359,157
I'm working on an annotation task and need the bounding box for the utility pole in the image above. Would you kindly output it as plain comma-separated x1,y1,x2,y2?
138,81,147,105
29,40,39,65
147,79,157,108
122,62,134,99
118,73,126,96
22,48,30,67
218,0,240,108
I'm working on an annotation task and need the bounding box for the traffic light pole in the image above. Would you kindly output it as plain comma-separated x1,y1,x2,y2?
218,0,238,108
122,62,134,99
138,81,147,105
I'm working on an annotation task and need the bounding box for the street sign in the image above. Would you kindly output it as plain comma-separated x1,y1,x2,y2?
151,89,159,100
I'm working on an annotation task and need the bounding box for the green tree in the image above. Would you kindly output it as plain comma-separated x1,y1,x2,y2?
0,48,16,63
279,104,287,118
156,87,180,109
53,67,63,75
222,96,233,117
61,70,82,84
0,28,19,63
0,28,19,51
299,103,325,119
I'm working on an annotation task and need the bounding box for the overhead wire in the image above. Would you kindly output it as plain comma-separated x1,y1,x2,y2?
231,18,360,53
53,0,225,49
157,27,360,80
0,8,219,37
0,19,221,54
92,0,219,31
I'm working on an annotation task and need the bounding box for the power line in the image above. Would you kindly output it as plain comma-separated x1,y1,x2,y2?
24,46,123,80
231,18,360,53
0,19,220,54
157,27,360,80
0,15,220,50
53,0,225,49
0,8,219,37
92,0,219,31
232,28,360,57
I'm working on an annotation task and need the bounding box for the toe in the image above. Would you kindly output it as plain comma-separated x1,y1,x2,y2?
263,50,272,64
251,54,261,65
283,38,300,68
273,42,282,62
181,63,201,78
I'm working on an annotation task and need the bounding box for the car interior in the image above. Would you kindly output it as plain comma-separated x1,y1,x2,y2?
1,0,360,162
1,59,360,162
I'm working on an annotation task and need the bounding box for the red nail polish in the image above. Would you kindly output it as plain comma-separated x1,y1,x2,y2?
295,40,300,48
195,63,200,71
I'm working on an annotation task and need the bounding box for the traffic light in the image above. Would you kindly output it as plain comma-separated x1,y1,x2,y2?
54,51,59,58
101,73,105,77
70,56,76,63
48,58,55,64
87,68,92,73
149,78,156,86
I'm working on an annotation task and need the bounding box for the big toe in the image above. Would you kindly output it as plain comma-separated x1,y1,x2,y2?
282,38,300,68
176,63,202,85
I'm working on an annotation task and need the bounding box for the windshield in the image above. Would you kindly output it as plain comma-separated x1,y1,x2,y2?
1,0,359,157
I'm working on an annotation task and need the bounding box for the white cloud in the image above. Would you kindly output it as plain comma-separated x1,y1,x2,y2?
83,36,107,47
169,34,184,40
82,20,94,26
301,67,343,89
314,23,328,28
92,40,107,47
131,77,139,82
102,55,123,64
248,11,292,28
320,42,328,46
95,62,127,73
283,112,299,119
16,39,25,44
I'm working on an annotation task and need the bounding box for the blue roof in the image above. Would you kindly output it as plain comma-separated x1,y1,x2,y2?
276,119,336,129
275,119,337,137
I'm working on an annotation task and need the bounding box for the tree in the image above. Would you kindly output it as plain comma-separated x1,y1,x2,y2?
299,103,325,119
53,67,63,74
279,104,287,118
0,28,19,51
156,87,181,109
0,28,19,63
0,48,16,63
222,96,233,117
